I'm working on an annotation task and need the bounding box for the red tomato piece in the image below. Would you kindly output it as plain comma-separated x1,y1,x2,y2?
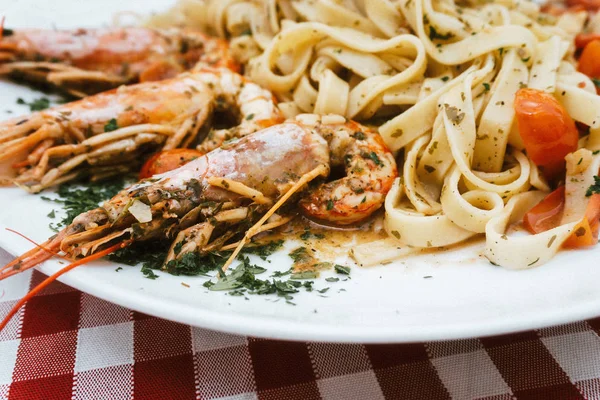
139,149,204,179
524,187,600,248
514,88,579,180
523,186,566,234
578,40,600,79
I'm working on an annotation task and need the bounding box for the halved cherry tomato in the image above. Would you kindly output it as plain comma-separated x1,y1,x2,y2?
575,34,600,50
514,88,579,180
523,187,600,248
567,0,600,10
139,148,204,179
563,194,600,248
542,3,585,16
578,40,600,79
523,186,565,234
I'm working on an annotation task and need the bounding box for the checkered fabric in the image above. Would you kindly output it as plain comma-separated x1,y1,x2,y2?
2,246,600,400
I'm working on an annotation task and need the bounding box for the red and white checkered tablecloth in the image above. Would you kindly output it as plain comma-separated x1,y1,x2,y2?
2,247,600,400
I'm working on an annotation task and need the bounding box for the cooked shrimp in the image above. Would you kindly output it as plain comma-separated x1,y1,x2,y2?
193,65,284,153
0,68,282,192
0,26,239,97
141,114,398,225
0,120,398,330
291,114,398,225
0,123,330,283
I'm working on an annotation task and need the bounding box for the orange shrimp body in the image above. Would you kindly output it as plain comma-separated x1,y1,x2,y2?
0,27,239,96
142,114,398,225
0,67,282,192
292,115,398,225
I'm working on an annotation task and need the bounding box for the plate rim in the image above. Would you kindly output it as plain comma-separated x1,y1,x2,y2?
2,233,599,343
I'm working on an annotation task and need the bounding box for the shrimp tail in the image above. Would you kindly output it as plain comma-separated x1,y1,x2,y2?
0,240,130,332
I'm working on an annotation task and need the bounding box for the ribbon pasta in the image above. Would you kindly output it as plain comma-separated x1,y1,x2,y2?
151,0,600,270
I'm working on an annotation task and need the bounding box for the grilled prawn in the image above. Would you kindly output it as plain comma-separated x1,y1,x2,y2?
0,68,282,192
149,114,398,224
0,118,397,331
0,26,239,97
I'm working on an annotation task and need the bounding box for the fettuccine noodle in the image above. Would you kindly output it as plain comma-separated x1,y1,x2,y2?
149,0,600,270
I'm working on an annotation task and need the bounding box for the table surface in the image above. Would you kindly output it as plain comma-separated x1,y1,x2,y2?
1,248,600,400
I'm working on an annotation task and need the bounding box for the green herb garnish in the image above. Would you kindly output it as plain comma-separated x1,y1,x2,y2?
242,240,284,260
428,26,453,41
291,271,319,279
326,200,334,210
300,229,325,241
104,118,119,132
17,97,50,111
586,176,600,197
289,247,310,263
363,151,384,167
334,265,351,275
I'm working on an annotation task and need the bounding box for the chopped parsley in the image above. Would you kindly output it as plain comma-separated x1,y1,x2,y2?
291,271,319,279
586,176,600,197
353,131,366,140
173,241,185,255
289,247,311,263
141,265,160,279
202,260,320,304
334,264,351,275
104,118,119,132
428,26,453,41
17,97,51,111
165,252,226,276
363,151,384,167
326,199,334,211
300,229,325,241
423,165,436,173
483,83,490,92
325,277,339,282
241,240,284,260
444,105,465,124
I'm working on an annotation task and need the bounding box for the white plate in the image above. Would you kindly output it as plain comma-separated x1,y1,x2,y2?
1,0,599,343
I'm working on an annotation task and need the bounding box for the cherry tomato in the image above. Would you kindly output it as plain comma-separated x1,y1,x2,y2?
578,40,600,79
567,0,600,11
514,88,579,180
139,149,204,179
523,186,565,234
575,34,600,50
563,194,600,248
523,186,600,248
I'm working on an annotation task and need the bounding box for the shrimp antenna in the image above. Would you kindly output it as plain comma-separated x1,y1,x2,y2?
0,229,66,280
5,228,71,261
220,164,328,273
0,240,130,333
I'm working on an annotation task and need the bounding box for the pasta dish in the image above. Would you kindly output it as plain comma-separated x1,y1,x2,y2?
1,0,600,327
